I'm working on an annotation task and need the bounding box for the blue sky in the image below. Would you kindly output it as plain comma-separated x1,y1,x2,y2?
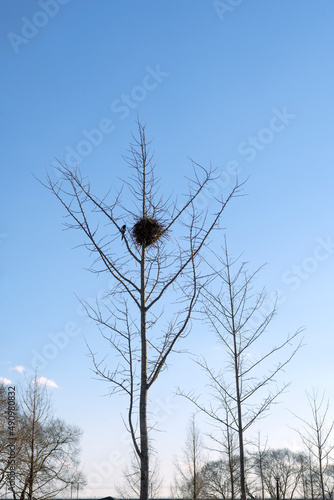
1,0,334,496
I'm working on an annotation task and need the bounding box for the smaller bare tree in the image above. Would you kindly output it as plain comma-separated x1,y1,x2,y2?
248,433,269,500
172,415,207,500
294,451,317,500
255,448,302,500
200,458,238,500
293,388,334,500
323,463,334,499
13,376,85,500
179,239,303,500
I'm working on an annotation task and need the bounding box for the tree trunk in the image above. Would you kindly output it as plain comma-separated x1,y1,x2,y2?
319,448,326,500
227,426,235,500
139,246,149,500
231,304,246,500
193,429,197,500
309,458,315,500
259,454,265,500
235,359,246,500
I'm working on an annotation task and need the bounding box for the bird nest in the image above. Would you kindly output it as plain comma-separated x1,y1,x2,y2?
131,217,165,248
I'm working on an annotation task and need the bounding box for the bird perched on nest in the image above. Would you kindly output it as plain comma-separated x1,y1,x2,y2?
120,224,126,240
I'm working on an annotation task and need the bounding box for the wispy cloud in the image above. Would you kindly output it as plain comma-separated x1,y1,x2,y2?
10,365,25,373
0,377,12,385
34,376,59,389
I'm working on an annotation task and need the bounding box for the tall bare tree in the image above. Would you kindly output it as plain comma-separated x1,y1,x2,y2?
179,239,303,500
293,389,334,500
44,121,241,500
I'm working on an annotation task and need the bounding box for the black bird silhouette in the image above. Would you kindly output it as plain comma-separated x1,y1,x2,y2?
120,224,126,240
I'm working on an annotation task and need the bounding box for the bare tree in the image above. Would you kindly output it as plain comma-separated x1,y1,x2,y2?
12,376,85,500
323,463,334,499
179,239,303,500
253,448,302,500
43,121,241,500
201,458,238,500
294,451,317,500
248,433,269,500
172,415,207,500
293,388,334,500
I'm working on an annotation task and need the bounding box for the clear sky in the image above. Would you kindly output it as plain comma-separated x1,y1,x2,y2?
1,0,334,497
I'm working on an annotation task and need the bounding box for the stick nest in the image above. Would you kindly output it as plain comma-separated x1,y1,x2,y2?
132,217,165,248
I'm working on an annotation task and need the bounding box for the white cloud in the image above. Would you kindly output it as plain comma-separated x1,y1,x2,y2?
0,377,12,385
10,365,25,373
34,377,59,389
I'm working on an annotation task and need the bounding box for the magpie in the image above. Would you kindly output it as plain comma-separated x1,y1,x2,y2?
120,224,126,240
